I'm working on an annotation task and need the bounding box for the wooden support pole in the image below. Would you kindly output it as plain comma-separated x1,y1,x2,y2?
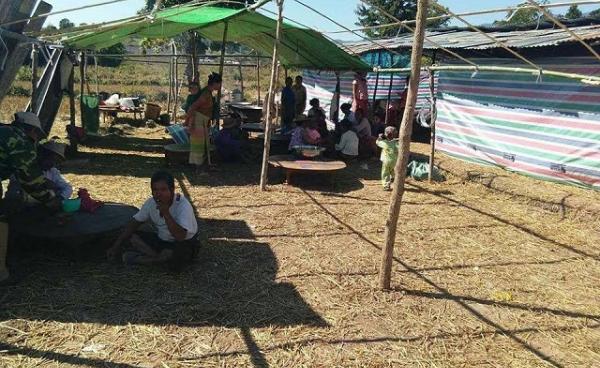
256,54,261,104
384,72,394,125
259,0,284,191
69,64,76,127
94,56,99,95
379,0,429,290
79,51,86,130
216,21,229,111
167,45,173,116
371,69,380,110
30,44,38,112
284,67,288,80
191,31,199,83
238,62,244,100
428,69,437,182
172,55,179,124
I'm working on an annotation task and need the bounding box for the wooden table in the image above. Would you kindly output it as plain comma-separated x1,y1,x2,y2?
11,203,138,259
99,106,145,124
268,155,346,185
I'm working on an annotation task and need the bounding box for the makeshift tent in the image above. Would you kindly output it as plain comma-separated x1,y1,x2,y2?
57,4,369,71
436,56,600,190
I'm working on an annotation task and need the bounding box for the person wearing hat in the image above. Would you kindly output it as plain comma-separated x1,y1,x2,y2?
0,112,59,283
288,114,319,152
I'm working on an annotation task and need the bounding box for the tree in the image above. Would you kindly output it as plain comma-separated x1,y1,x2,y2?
590,8,600,17
142,0,255,82
96,43,127,67
355,0,450,39
494,1,551,26
58,18,74,29
565,5,582,19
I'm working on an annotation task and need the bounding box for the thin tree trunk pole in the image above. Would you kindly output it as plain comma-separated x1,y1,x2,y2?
380,0,429,290
94,56,99,95
372,69,380,110
238,62,244,99
79,51,86,130
256,53,261,104
30,44,38,112
172,55,179,123
191,31,199,83
216,21,229,110
384,72,394,125
259,0,284,191
167,49,173,116
69,66,76,128
428,69,437,182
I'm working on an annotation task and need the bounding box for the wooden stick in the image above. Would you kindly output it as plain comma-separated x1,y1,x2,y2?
216,20,229,108
94,56,99,95
256,53,261,104
371,69,380,110
259,0,284,191
428,69,437,182
79,51,86,130
238,62,244,99
167,47,173,116
380,0,429,290
69,64,76,128
172,54,179,124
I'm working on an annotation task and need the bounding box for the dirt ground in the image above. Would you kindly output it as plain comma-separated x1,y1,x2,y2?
1,116,599,368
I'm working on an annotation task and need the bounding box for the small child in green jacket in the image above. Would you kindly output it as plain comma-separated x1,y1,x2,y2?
376,126,399,191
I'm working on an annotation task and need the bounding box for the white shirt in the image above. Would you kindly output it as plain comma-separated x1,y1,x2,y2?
355,118,372,138
44,168,72,199
335,130,359,156
133,194,198,241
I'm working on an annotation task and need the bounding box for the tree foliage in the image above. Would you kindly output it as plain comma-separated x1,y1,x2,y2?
143,0,254,11
58,18,75,29
355,0,450,39
590,8,600,17
565,5,583,19
95,43,127,67
494,1,551,26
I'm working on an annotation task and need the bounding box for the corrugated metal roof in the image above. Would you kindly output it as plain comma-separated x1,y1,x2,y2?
345,25,600,54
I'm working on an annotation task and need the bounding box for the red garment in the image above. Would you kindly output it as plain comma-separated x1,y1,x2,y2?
78,188,104,213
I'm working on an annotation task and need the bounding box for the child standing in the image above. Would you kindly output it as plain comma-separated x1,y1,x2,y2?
376,126,399,191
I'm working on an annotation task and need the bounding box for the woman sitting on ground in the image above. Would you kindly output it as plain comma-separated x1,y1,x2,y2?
354,108,377,158
214,113,249,162
288,115,320,152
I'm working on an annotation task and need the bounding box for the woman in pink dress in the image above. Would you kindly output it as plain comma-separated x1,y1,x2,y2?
352,71,369,113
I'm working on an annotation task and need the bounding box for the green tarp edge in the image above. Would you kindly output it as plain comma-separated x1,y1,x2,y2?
60,5,370,71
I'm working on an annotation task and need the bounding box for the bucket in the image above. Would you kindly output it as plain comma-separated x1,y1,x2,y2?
62,198,81,213
145,103,161,120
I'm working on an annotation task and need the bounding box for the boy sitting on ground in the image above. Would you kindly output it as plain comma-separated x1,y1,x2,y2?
107,171,198,270
334,119,359,161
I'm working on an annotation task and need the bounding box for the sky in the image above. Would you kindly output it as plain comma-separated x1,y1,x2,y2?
45,0,600,41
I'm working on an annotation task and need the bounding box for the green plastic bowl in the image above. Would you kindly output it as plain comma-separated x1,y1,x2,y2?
62,198,81,213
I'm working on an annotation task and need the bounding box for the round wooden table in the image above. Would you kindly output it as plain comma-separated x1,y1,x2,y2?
268,155,346,185
11,203,138,259
12,203,138,240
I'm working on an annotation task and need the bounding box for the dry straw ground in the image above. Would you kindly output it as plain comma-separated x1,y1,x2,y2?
1,63,599,367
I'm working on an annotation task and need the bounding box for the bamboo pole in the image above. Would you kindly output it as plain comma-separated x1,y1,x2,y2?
191,31,198,83
256,54,261,104
79,51,86,130
216,21,229,110
371,69,380,111
94,56,99,95
172,55,179,124
167,43,173,116
380,0,429,290
259,0,284,191
69,65,76,128
384,72,394,125
378,65,600,84
428,69,437,182
238,62,244,100
30,44,38,112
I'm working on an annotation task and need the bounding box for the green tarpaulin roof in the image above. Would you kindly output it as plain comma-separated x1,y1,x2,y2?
59,4,369,71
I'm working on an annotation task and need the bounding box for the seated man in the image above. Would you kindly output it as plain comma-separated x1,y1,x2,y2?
107,171,198,270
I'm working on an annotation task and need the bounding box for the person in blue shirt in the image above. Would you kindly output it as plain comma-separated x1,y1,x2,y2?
280,77,296,134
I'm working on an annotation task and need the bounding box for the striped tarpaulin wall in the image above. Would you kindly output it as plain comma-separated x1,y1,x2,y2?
302,70,432,119
436,57,600,190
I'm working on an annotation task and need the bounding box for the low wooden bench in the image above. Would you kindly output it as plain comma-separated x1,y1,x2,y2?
268,154,346,185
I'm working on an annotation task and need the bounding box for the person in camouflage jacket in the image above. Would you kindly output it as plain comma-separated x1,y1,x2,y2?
1,112,58,283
